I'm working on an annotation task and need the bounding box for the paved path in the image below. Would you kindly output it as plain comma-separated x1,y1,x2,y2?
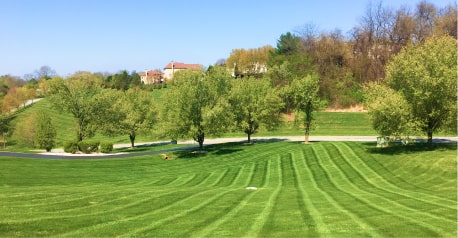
0,136,456,159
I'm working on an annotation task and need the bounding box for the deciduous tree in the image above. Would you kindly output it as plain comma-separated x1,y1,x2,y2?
47,74,102,141
385,35,457,145
291,74,322,144
34,110,56,152
229,78,283,143
161,68,232,150
98,88,157,147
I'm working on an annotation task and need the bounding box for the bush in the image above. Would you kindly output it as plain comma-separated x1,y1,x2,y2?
100,142,113,153
63,141,78,154
87,141,100,153
77,141,90,154
77,141,99,154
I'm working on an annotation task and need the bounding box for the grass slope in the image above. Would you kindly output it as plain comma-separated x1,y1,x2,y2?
6,97,377,151
0,141,455,237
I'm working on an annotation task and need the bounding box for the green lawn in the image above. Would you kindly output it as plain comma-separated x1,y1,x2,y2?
0,141,456,237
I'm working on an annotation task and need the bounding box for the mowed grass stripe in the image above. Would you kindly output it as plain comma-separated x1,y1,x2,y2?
257,152,319,237
147,189,255,237
335,142,456,210
299,145,382,237
245,157,282,237
312,144,443,237
55,188,223,237
326,143,455,231
120,188,240,237
191,163,263,237
329,143,456,224
308,145,392,235
350,142,457,202
290,150,331,236
7,188,191,225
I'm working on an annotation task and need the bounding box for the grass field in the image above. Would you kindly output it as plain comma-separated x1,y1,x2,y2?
5,98,378,151
0,141,456,237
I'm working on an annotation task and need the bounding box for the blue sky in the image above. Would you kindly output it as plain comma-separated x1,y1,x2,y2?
0,0,454,77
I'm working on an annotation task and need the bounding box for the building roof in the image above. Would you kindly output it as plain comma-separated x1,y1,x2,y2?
139,69,163,76
164,62,201,70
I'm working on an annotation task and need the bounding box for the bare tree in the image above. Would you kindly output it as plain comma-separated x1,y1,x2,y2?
34,66,57,80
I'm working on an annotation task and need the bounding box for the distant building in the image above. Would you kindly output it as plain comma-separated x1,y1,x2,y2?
163,62,201,80
139,69,163,84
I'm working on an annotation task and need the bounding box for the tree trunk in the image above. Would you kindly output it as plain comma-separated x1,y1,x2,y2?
129,133,136,148
427,130,433,146
304,125,310,144
77,120,84,142
247,132,251,144
195,132,205,150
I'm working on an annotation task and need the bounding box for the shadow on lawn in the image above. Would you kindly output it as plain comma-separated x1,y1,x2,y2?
365,142,457,155
174,139,288,159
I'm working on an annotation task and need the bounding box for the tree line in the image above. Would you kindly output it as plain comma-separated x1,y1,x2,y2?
226,0,456,107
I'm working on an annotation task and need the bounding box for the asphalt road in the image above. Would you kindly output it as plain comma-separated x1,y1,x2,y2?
0,136,456,159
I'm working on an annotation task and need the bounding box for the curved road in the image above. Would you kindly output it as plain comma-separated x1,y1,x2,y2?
0,136,456,159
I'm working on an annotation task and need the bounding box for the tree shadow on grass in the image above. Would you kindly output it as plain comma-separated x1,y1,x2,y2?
365,142,457,155
174,139,288,159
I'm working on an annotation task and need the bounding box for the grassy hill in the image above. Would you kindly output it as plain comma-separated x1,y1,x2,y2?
5,93,377,151
0,141,455,237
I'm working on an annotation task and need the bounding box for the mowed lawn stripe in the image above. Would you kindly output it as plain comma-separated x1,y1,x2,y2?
3,187,180,223
335,142,456,211
308,145,391,235
313,144,443,237
55,188,224,237
299,145,382,237
120,188,240,237
245,157,281,237
258,152,318,236
350,142,457,202
331,143,456,224
290,150,331,236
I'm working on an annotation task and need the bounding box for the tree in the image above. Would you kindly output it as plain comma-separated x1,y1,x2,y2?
291,74,322,144
34,110,56,152
229,78,283,143
47,74,102,141
13,113,37,147
0,114,10,148
385,35,457,145
226,45,273,78
34,65,57,80
364,83,415,139
98,88,157,147
162,68,232,150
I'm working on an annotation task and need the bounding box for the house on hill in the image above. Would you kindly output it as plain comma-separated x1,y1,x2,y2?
139,69,164,84
163,62,201,80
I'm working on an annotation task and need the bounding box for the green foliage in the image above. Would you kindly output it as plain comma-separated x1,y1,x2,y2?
385,35,457,144
78,141,99,154
99,142,113,153
161,68,232,149
229,77,283,142
47,75,102,141
364,83,417,139
63,141,78,154
34,110,56,152
291,74,323,143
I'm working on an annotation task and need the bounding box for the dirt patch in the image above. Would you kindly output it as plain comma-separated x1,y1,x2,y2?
324,104,367,112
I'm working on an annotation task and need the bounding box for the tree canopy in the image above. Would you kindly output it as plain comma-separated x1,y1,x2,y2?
161,67,232,150
365,35,457,145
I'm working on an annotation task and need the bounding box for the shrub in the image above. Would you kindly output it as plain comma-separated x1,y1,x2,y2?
100,142,113,153
77,141,90,154
86,141,100,153
63,141,78,154
78,141,99,154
